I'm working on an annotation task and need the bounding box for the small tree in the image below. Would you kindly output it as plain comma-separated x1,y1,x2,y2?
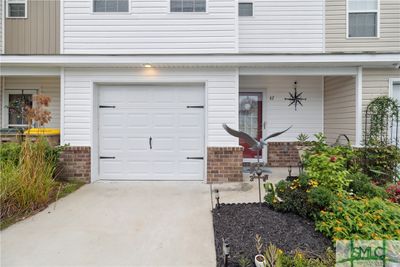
25,95,52,129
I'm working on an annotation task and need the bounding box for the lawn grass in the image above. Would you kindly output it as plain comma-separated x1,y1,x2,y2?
0,180,85,230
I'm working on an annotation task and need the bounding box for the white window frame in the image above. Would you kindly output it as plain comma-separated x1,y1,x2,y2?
6,0,28,19
238,2,254,17
3,89,37,128
169,0,207,13
389,78,400,98
346,0,380,39
92,0,131,14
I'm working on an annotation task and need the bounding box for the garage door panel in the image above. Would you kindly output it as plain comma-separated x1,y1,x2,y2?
127,113,151,128
99,84,204,181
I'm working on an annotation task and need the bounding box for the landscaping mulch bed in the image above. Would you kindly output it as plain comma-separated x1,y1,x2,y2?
213,203,332,267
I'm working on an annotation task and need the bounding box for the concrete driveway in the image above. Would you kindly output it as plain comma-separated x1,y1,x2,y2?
1,182,216,267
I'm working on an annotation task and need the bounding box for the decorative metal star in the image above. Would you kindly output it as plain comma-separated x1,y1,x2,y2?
285,82,307,111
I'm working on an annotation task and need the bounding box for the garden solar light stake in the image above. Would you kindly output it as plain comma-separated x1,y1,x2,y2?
222,238,230,267
215,189,220,209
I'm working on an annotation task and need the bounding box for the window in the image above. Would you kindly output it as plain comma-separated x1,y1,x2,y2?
94,0,129,13
6,0,27,18
348,0,378,37
170,0,206,12
239,3,253,17
5,90,37,128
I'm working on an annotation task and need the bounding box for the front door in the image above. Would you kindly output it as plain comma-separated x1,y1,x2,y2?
239,92,263,159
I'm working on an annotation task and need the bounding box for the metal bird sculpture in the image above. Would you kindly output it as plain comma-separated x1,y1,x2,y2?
222,124,292,152
222,123,292,206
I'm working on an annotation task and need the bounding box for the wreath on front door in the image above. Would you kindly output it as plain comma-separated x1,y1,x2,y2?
239,96,258,115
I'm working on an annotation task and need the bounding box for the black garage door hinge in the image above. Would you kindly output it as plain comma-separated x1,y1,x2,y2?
99,105,116,108
187,157,204,160
100,156,116,159
187,105,204,109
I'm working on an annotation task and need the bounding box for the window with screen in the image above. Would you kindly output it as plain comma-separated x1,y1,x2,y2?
348,0,378,37
239,3,253,17
170,0,206,12
7,0,27,18
94,0,129,12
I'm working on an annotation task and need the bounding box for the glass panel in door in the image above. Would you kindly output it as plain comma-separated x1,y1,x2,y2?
239,92,263,159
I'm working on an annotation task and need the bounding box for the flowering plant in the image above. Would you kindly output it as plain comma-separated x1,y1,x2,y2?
386,181,400,204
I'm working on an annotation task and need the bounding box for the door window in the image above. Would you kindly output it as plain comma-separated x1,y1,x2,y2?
239,92,262,159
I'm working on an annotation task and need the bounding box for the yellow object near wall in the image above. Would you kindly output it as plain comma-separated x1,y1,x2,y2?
24,128,61,136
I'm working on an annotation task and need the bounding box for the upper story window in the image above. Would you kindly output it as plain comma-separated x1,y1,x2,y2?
170,0,206,12
6,0,27,18
348,0,379,37
239,3,253,17
94,0,129,13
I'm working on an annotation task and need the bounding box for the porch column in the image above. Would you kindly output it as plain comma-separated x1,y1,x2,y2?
355,66,363,146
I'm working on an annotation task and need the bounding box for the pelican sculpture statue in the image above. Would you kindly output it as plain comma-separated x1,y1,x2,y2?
222,123,292,205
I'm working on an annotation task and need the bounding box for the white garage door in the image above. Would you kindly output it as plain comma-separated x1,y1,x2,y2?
98,84,205,181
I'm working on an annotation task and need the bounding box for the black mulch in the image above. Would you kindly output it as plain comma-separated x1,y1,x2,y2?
212,203,332,267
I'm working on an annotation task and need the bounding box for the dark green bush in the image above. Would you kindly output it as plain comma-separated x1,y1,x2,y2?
0,142,21,166
359,145,400,185
348,172,388,199
308,186,338,212
0,140,65,167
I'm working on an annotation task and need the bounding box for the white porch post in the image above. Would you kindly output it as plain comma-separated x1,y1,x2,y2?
355,66,363,147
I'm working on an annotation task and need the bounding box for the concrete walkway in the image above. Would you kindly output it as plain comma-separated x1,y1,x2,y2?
1,182,216,267
1,168,289,267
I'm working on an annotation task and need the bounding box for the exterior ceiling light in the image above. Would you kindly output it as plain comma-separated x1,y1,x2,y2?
144,64,152,68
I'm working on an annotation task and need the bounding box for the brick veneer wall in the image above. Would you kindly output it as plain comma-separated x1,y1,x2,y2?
267,142,300,167
207,147,243,183
58,146,91,183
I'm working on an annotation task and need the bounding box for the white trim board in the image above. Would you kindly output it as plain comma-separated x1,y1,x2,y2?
1,54,399,67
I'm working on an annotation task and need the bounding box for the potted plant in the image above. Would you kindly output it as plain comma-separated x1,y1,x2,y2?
254,234,266,267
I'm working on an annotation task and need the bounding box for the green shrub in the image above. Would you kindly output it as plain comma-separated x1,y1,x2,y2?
302,133,354,192
265,176,330,219
348,172,388,199
0,142,21,166
308,186,338,212
278,248,335,267
316,196,400,241
360,145,400,185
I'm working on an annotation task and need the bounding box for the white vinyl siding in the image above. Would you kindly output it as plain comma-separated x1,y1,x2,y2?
239,76,324,142
326,0,400,52
2,77,61,129
62,0,236,54
0,0,3,54
62,68,239,147
324,76,356,144
238,0,324,53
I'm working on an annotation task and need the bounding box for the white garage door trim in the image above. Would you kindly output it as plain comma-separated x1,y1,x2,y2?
93,82,207,182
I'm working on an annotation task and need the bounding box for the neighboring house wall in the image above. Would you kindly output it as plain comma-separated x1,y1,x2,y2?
0,0,3,54
5,0,60,54
324,76,356,144
239,76,324,142
362,68,400,111
62,67,239,146
62,0,236,54
325,0,400,53
239,0,324,53
2,76,60,128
